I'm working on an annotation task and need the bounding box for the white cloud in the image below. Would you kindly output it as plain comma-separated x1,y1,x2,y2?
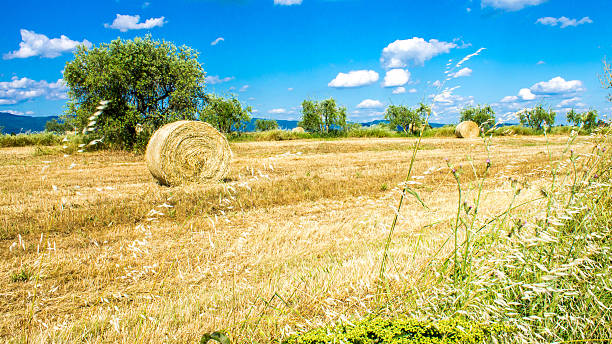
530,76,584,94
556,97,581,108
432,88,466,104
382,69,410,87
481,0,547,11
500,76,584,105
274,0,302,5
392,87,406,94
142,2,150,8
408,88,418,93
380,37,456,69
501,95,519,103
0,77,67,105
537,60,546,65
536,16,593,28
288,87,294,91
205,75,234,84
239,85,250,92
328,70,379,88
2,110,34,116
356,99,384,109
432,80,442,88
518,88,536,100
269,108,287,114
4,29,91,59
104,14,166,32
450,67,472,78
210,37,224,46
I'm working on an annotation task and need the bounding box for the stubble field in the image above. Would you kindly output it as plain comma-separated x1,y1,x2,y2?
0,135,593,343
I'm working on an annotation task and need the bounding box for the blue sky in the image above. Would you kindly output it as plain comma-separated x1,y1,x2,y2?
1,0,611,124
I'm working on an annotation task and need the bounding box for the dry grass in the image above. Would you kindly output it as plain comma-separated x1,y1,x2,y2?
0,135,591,343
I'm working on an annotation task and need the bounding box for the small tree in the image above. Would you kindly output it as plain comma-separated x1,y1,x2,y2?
200,94,252,134
566,109,580,127
519,105,556,131
298,98,347,133
45,119,73,133
63,35,206,149
567,109,598,130
254,119,279,131
460,104,495,130
416,102,432,129
385,105,421,134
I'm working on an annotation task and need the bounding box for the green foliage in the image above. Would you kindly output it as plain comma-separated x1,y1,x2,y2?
10,267,32,282
298,98,347,133
347,124,398,138
63,35,206,149
254,119,279,131
200,331,230,344
566,109,599,130
385,105,422,134
519,105,556,130
200,94,252,133
0,133,63,147
45,118,74,134
460,104,495,130
422,125,456,137
283,317,512,344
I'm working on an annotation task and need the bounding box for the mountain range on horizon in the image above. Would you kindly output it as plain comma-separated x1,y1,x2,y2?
0,112,447,134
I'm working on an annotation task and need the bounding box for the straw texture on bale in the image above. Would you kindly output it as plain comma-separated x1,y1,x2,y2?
291,127,305,133
455,121,480,138
145,120,231,186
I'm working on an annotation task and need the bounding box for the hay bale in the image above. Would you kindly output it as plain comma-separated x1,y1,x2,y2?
291,126,305,133
455,121,480,138
145,120,231,186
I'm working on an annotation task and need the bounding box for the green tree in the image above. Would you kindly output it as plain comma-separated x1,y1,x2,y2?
45,119,73,133
385,105,421,134
200,94,252,133
566,109,580,127
298,98,347,133
460,104,495,130
63,36,206,149
519,105,556,131
567,109,598,130
254,119,279,131
299,100,323,133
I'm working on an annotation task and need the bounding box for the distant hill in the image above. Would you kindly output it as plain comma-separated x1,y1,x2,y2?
0,113,59,134
0,113,452,135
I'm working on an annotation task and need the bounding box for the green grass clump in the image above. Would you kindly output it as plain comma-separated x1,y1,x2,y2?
283,317,512,344
347,124,399,138
10,267,32,282
422,125,456,137
0,132,63,147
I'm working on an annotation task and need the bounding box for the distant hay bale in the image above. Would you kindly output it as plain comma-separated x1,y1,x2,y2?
292,127,305,133
145,120,231,186
455,121,480,138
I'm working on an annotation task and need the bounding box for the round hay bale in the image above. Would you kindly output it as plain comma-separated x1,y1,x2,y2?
145,120,231,186
455,121,480,138
291,126,305,133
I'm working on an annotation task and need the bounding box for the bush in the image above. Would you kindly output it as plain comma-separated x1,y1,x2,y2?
283,317,512,344
255,119,279,132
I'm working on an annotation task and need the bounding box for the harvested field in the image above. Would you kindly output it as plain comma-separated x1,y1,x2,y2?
0,135,593,342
